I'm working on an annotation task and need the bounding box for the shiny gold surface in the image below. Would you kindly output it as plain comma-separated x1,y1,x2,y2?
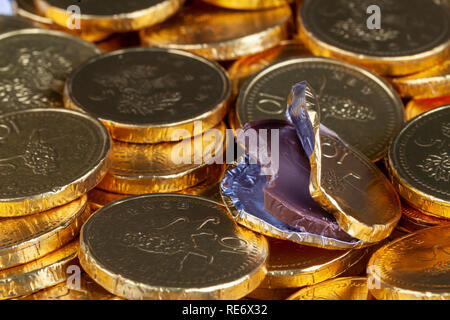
97,122,227,194
287,277,370,300
368,225,450,300
89,165,225,207
18,272,119,300
202,0,292,10
298,2,450,76
140,1,291,61
0,195,89,270
220,157,365,250
391,60,450,98
260,237,369,289
35,0,186,33
246,287,299,300
405,96,450,120
13,0,112,42
0,240,78,299
290,83,401,242
228,40,310,98
80,194,268,300
400,202,449,232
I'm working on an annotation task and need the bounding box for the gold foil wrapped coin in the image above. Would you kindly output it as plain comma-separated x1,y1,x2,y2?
287,277,370,300
391,60,450,99
80,194,268,300
388,105,450,219
400,202,449,232
18,273,119,300
0,240,78,299
201,0,293,10
405,96,450,120
260,237,370,289
246,287,299,300
65,47,230,144
97,122,227,195
298,0,450,76
13,0,112,42
35,0,185,33
368,225,450,300
140,1,291,61
0,195,89,270
0,108,111,217
0,29,101,114
228,40,310,98
288,82,401,242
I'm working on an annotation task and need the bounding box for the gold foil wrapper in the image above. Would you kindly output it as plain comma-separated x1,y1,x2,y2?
13,0,112,42
202,0,293,10
18,273,120,300
0,240,79,299
35,0,186,33
0,195,90,270
287,277,371,300
228,40,311,98
391,60,450,98
246,287,299,300
288,82,401,242
260,237,370,289
368,225,450,300
140,1,291,61
79,194,269,300
400,202,450,232
97,122,227,194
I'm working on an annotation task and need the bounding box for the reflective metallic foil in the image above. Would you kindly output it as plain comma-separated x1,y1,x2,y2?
0,109,111,217
140,1,291,61
287,81,401,242
368,225,450,300
97,122,227,194
202,0,293,10
0,195,89,270
0,240,79,299
64,47,230,144
35,0,186,33
79,194,268,300
405,96,450,120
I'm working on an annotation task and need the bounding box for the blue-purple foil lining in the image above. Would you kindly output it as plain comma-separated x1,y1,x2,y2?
221,154,363,249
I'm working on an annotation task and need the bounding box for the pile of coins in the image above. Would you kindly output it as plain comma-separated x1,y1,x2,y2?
0,0,448,300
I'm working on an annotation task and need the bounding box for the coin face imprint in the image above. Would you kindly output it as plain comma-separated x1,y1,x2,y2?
390,106,450,203
0,109,110,200
0,30,100,114
238,58,404,161
67,48,229,126
82,195,266,288
301,0,450,57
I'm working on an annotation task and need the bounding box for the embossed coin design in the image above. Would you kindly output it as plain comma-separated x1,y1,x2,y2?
0,195,89,270
65,47,230,143
18,273,119,300
0,108,111,217
13,0,112,42
0,14,37,33
140,1,291,61
260,237,369,289
391,60,450,99
0,29,101,115
97,122,227,195
287,277,370,300
80,194,268,300
237,57,404,162
388,105,450,219
299,0,450,76
368,225,450,300
35,0,185,33
0,240,78,299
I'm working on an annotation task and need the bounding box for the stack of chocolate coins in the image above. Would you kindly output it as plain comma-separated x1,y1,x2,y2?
0,108,111,299
62,47,231,207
